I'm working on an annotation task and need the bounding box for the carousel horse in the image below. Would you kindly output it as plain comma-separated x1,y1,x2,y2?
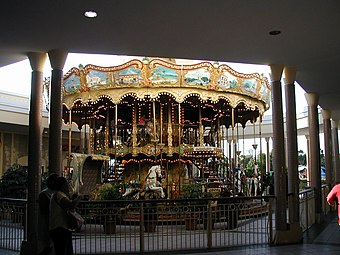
122,180,142,199
145,165,165,198
250,174,260,196
234,169,245,193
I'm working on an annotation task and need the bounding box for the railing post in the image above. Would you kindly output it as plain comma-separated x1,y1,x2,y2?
207,201,212,249
268,197,273,243
305,192,309,230
140,202,144,253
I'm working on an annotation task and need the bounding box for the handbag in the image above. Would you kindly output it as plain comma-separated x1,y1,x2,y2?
67,210,85,231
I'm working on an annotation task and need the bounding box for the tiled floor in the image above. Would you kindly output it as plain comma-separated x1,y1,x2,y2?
175,211,340,255
2,212,340,255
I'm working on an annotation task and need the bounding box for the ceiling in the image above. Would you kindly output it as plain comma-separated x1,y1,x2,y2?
1,1,340,119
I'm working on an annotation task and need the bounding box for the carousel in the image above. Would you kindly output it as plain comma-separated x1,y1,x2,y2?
61,57,270,198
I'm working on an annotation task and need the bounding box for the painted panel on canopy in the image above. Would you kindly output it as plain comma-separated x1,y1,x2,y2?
184,68,211,86
150,66,178,85
64,74,81,93
241,79,257,93
259,82,269,100
86,70,111,88
115,67,143,86
218,71,238,90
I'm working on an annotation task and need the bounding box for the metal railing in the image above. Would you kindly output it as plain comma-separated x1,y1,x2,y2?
1,186,334,254
298,185,332,232
72,197,273,254
0,196,273,254
0,198,26,251
299,188,315,232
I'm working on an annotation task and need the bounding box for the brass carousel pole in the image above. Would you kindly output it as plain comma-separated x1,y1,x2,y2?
243,127,245,170
160,103,163,145
252,118,258,175
67,109,72,175
199,103,203,146
83,117,87,154
115,104,118,179
153,100,157,161
178,103,181,190
167,102,172,198
160,102,163,172
236,122,240,166
217,118,220,148
167,102,173,148
105,109,109,152
132,102,137,156
220,118,224,178
259,116,263,193
91,118,94,153
232,108,236,194
232,108,237,168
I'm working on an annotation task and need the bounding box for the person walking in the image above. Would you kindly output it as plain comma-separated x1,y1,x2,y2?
326,183,340,225
38,173,58,255
49,176,81,255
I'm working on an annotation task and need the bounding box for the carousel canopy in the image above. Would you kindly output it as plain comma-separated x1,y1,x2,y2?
63,58,270,129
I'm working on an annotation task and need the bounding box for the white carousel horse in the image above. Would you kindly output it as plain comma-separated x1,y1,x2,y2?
251,175,261,196
234,169,245,193
145,165,165,198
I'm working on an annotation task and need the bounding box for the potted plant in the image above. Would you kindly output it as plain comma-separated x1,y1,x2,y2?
0,164,27,199
181,183,211,230
140,188,162,233
0,164,28,226
92,182,123,234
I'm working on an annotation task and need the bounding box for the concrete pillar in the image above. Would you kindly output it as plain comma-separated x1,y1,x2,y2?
265,137,271,173
305,92,322,218
332,120,340,184
48,49,68,175
305,135,311,184
322,110,332,187
21,52,47,255
269,64,288,232
283,67,300,229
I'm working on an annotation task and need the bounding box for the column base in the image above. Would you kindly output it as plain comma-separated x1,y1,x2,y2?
273,223,303,245
20,240,39,255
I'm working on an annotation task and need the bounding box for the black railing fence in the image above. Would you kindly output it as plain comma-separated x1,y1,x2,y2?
0,185,333,254
1,196,273,254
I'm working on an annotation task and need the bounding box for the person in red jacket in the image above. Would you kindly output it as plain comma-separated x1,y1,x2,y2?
327,183,340,225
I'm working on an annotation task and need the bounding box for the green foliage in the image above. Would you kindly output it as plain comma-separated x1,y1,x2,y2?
181,183,203,199
0,164,28,198
181,183,212,213
181,183,213,199
92,183,123,200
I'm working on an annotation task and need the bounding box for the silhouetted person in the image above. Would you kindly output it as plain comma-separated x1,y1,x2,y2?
327,183,340,225
50,176,81,255
38,173,58,255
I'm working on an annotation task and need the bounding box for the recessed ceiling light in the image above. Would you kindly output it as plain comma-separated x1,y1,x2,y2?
84,11,98,18
269,30,281,36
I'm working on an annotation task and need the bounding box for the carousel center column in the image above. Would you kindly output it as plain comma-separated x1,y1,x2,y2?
305,92,322,222
21,52,47,255
48,49,68,175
